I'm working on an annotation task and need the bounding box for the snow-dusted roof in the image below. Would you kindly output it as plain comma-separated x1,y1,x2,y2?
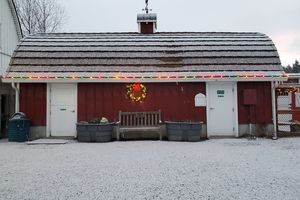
137,13,157,22
8,32,283,73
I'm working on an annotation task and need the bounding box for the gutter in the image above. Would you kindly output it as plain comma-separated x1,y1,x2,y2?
11,82,19,112
0,51,12,57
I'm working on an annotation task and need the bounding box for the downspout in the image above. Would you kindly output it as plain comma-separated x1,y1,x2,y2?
272,81,278,140
11,82,20,113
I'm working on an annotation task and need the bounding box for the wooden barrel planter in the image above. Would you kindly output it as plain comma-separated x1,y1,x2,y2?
166,121,202,142
76,122,114,142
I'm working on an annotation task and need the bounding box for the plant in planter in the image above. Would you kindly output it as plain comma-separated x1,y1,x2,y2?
77,117,114,142
165,121,203,142
290,120,300,133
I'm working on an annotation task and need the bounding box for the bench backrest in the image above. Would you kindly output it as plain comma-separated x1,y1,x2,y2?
119,111,161,127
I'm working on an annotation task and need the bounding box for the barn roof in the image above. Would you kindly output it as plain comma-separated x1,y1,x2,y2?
5,32,286,82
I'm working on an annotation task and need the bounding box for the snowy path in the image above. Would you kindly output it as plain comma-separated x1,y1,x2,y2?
0,138,300,200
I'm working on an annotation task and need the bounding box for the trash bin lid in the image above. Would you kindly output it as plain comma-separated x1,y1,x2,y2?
10,112,27,120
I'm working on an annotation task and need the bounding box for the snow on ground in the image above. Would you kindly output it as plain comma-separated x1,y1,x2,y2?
0,138,300,200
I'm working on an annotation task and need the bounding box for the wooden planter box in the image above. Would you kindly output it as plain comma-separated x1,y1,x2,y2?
166,121,202,142
76,123,114,142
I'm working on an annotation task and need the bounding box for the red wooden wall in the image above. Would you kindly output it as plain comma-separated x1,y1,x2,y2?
286,78,298,83
20,83,47,126
290,92,300,121
78,83,206,123
18,82,273,127
237,82,272,124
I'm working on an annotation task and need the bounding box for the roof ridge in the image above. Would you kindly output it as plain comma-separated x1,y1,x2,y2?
28,31,266,35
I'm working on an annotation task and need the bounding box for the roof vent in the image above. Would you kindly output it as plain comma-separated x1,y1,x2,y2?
137,0,157,34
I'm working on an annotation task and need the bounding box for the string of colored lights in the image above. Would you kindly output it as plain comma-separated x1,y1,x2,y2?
276,87,300,95
0,74,288,80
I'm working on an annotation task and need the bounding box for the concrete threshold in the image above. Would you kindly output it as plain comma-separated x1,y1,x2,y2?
27,138,70,145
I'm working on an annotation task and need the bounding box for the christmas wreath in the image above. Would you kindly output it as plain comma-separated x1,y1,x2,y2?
126,83,147,103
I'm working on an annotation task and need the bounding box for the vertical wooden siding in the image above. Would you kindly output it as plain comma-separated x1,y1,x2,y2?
140,22,154,34
20,83,46,126
78,83,206,123
237,82,272,124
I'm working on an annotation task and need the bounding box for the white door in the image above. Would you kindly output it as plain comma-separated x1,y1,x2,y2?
50,84,77,137
207,82,237,137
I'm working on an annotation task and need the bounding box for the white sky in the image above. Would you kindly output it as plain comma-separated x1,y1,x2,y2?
57,0,300,66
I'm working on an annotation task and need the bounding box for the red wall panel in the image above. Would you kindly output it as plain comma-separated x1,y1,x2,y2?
78,83,206,123
141,22,154,34
289,92,300,121
20,83,47,126
287,78,298,83
237,82,272,124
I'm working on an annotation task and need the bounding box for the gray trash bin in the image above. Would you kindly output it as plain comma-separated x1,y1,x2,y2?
8,112,31,142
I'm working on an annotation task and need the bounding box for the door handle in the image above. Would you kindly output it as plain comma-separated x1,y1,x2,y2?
209,107,215,110
71,110,75,113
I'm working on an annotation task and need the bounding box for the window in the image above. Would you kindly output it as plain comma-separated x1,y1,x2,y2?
217,90,225,97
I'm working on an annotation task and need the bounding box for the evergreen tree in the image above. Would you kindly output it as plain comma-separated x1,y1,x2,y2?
284,65,293,73
283,60,300,73
293,60,300,73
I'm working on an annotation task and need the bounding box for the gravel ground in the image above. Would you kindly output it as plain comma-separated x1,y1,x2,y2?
0,138,300,200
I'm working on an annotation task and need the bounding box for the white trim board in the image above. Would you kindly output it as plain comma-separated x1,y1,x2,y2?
2,71,287,83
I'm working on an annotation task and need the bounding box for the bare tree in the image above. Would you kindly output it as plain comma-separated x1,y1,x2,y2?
15,0,39,34
15,0,67,35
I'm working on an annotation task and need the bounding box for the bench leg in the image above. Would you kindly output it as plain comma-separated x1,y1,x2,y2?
116,128,120,141
159,131,162,141
158,126,163,141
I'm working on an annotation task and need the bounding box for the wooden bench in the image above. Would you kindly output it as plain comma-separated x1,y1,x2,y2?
116,110,162,140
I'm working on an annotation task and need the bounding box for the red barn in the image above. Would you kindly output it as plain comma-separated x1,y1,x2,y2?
3,13,286,139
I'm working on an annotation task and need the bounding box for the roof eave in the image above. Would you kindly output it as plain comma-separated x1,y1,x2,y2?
1,71,288,83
